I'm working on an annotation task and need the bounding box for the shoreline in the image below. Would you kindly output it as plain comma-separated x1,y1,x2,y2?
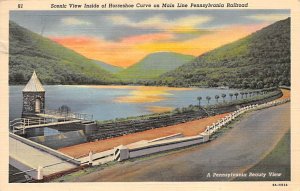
58,89,289,158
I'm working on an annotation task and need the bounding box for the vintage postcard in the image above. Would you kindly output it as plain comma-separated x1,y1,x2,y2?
0,0,299,190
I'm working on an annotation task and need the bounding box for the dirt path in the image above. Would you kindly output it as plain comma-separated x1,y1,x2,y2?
69,102,290,182
278,89,290,100
58,112,230,158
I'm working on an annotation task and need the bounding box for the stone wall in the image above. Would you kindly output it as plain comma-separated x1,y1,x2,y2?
209,90,283,115
29,130,87,149
88,109,208,141
22,92,45,116
87,90,283,141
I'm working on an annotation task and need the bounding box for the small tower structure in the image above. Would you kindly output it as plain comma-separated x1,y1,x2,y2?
22,71,45,117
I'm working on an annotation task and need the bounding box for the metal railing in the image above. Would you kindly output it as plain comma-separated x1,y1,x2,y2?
10,117,58,133
44,109,93,121
10,109,94,134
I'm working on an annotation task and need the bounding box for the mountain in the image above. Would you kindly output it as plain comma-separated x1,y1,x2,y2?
117,52,195,82
154,18,290,89
91,60,123,74
9,21,116,85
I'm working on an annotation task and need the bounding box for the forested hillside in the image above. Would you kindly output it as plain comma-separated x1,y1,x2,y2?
151,18,290,89
9,22,116,85
9,18,290,88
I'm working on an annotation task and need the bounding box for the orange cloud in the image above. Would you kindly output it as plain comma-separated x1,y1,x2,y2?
51,33,175,68
137,24,268,56
50,23,267,68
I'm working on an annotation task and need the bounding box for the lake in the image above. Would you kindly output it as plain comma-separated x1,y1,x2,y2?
9,85,242,121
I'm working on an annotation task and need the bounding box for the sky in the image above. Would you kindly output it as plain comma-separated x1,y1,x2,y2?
10,10,290,68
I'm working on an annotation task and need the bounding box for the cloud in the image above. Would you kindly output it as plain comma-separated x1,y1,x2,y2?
107,14,212,33
108,15,132,25
50,23,265,68
50,33,174,68
135,23,268,60
61,17,92,26
50,19,186,67
120,33,174,44
246,14,289,22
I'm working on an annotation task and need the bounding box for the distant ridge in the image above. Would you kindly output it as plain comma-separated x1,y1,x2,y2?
117,52,195,82
91,60,123,74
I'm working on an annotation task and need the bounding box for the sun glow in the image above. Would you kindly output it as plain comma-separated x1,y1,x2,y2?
50,23,267,68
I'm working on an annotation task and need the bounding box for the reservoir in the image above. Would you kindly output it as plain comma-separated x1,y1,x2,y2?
9,85,242,121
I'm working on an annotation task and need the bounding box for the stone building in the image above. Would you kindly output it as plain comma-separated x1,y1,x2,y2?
22,71,45,117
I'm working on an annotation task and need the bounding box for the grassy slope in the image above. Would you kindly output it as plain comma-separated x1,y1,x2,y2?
9,21,116,85
117,52,195,81
235,130,290,181
157,18,290,89
91,60,123,74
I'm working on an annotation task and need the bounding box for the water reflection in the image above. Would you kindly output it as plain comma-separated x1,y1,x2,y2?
114,86,190,103
146,106,174,113
10,85,241,121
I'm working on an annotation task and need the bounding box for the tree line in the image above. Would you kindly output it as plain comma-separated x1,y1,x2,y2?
196,87,277,106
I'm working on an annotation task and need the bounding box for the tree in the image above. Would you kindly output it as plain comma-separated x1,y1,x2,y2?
197,96,202,107
234,92,239,100
174,108,181,113
240,92,245,99
257,81,264,89
249,92,253,97
221,93,226,102
58,105,71,115
215,95,220,103
13,72,25,83
229,93,233,100
245,92,248,98
206,96,211,104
